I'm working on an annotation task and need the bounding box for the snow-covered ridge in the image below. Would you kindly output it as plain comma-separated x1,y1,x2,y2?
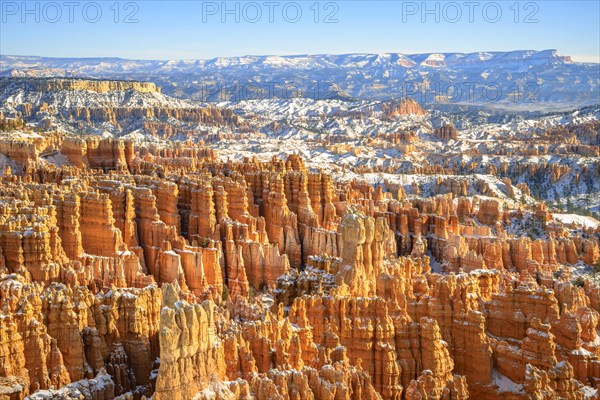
0,49,579,74
2,50,598,109
0,77,200,111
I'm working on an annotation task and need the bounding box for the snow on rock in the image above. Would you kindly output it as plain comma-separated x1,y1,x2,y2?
553,213,600,229
27,370,115,399
492,368,524,394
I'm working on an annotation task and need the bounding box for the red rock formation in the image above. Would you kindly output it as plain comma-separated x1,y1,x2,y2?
0,133,598,400
381,98,426,117
153,283,225,400
433,124,458,141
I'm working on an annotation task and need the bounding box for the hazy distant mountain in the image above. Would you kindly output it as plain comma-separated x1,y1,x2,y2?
1,50,598,110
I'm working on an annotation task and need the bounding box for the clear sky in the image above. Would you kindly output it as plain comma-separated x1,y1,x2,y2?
1,0,599,62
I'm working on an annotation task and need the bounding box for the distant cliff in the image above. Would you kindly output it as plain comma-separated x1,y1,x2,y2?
0,77,244,137
28,78,160,93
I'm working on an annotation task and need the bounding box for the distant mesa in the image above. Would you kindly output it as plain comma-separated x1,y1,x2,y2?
25,77,160,94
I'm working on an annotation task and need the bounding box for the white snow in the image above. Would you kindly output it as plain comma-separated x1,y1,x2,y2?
492,369,524,394
582,385,598,399
553,213,600,229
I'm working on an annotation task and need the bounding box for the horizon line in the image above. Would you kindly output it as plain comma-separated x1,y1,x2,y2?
2,49,599,64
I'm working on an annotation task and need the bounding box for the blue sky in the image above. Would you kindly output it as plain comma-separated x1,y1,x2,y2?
1,1,599,62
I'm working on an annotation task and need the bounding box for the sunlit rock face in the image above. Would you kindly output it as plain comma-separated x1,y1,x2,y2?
0,130,598,400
